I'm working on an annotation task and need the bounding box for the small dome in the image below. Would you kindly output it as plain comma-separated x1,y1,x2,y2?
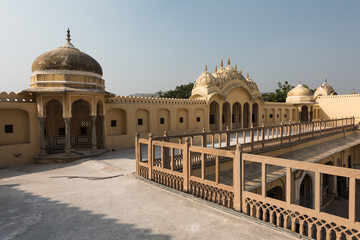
287,83,312,97
194,71,216,88
314,79,337,99
32,30,103,76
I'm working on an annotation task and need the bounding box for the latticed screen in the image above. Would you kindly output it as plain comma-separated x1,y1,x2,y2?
71,100,91,135
44,99,64,137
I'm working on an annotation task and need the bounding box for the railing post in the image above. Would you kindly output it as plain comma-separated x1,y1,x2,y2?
286,167,291,205
343,117,345,136
289,121,292,142
163,131,169,169
315,171,321,213
202,128,206,147
183,137,190,192
312,121,314,138
148,133,153,180
261,162,266,197
280,122,283,144
353,115,356,129
226,126,230,149
261,123,265,148
320,119,322,136
349,177,356,223
135,133,139,175
233,144,242,211
250,124,254,151
298,122,301,142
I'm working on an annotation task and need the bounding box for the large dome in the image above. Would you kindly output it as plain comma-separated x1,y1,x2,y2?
31,31,103,76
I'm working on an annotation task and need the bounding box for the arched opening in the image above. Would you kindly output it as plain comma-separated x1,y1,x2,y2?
267,186,284,201
243,102,250,128
136,109,150,133
0,109,30,145
209,101,219,131
310,106,313,121
252,103,259,127
222,102,230,129
232,102,242,129
44,99,65,150
300,174,313,208
71,99,91,147
157,109,170,132
301,106,309,122
177,109,189,130
106,108,127,136
194,108,205,130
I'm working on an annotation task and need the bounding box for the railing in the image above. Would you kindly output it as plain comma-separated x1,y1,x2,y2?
152,117,356,153
135,116,360,239
242,153,360,239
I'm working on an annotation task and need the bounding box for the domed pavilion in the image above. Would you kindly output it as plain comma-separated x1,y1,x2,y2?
23,29,111,157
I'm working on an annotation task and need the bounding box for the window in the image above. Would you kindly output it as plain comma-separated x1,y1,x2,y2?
80,127,87,135
160,118,165,124
210,114,215,124
262,115,265,119
4,125,13,133
222,114,225,124
59,127,65,136
284,114,287,118
138,118,143,125
196,117,200,122
179,117,183,123
111,120,117,127
270,114,273,119
276,114,279,118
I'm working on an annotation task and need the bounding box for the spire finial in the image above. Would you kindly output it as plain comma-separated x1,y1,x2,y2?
240,69,242,75
235,64,237,71
205,65,207,73
220,59,223,67
298,81,302,85
67,28,71,42
227,57,230,66
247,72,249,79
325,78,327,83
215,65,217,73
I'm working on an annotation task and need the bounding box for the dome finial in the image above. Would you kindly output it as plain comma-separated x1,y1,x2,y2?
67,28,71,42
235,64,237,71
215,65,217,73
240,69,242,75
298,81,302,85
325,78,327,83
220,59,223,67
227,57,230,66
205,65,207,73
247,72,249,79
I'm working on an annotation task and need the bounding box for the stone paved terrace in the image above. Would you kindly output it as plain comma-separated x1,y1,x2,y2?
0,149,298,240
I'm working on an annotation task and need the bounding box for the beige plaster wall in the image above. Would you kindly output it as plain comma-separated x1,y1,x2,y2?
316,94,360,124
0,101,39,167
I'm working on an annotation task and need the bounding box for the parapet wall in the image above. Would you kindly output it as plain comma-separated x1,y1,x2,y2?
106,95,207,105
0,92,35,103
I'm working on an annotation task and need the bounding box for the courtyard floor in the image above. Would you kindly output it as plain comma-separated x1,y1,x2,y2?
0,148,298,240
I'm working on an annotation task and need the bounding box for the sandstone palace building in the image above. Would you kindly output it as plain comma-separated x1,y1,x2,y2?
0,30,359,166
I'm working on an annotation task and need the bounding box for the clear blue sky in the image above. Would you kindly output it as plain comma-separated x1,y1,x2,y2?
0,0,359,95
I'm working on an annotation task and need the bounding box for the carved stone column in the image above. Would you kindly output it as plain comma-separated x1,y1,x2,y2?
100,115,106,149
38,117,47,157
64,118,71,157
91,116,97,153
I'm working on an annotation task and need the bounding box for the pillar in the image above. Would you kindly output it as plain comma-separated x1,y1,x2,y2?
64,118,71,157
100,115,106,148
229,105,233,130
218,103,223,131
249,105,253,128
91,116,97,153
308,107,311,122
38,117,46,157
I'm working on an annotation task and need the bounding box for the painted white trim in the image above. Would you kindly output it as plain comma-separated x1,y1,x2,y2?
30,81,104,88
32,69,102,79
